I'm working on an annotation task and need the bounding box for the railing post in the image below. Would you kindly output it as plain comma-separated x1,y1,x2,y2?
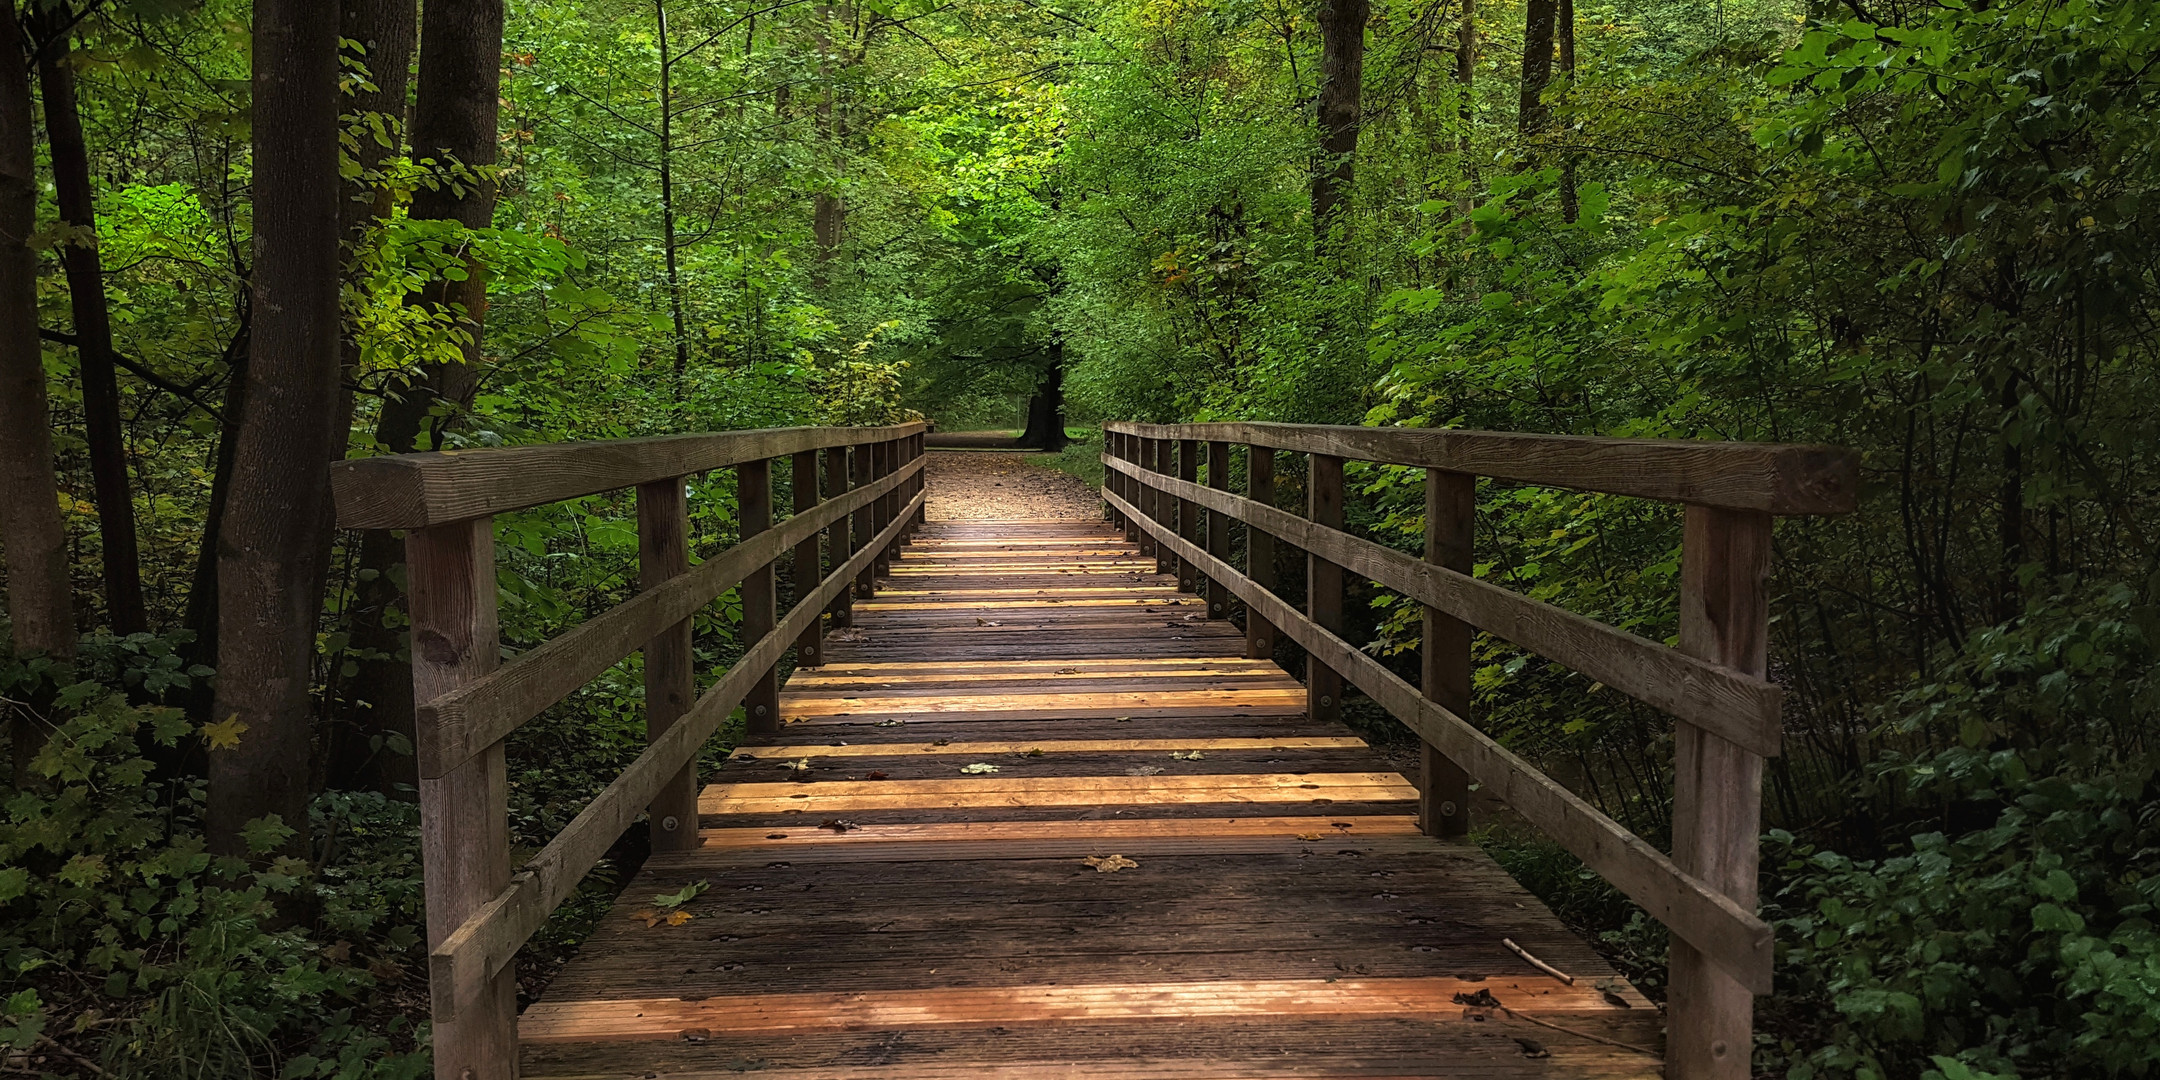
791,450,825,668
1245,445,1276,660
1146,438,1169,574
1176,439,1200,592
1668,505,1772,1080
408,517,516,1080
874,438,896,577
638,477,700,852
825,444,854,627
913,430,927,529
1205,440,1230,619
740,456,780,740
1307,453,1345,722
1420,469,1474,838
1116,432,1138,542
853,438,877,599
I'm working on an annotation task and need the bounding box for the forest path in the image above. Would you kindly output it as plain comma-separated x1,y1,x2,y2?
923,449,1098,521
518,519,1660,1078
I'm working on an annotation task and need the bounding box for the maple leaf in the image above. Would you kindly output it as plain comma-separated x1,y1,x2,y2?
1083,854,1138,873
666,910,696,926
202,714,249,750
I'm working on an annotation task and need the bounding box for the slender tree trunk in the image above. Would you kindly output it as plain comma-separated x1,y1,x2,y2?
1454,0,1475,238
328,0,417,793
810,4,845,285
1518,0,1557,137
1,3,77,782
37,32,147,636
657,0,690,391
207,0,344,856
180,314,249,673
1018,342,1068,452
1310,0,1369,235
1556,0,1577,222
341,0,503,795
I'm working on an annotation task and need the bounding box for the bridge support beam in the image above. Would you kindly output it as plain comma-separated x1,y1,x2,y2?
1420,468,1473,839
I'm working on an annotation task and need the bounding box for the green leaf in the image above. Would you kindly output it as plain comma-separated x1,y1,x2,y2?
2032,902,2085,933
241,813,298,856
653,879,709,909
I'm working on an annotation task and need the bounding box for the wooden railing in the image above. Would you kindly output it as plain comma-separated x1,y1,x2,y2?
1100,421,1858,1080
330,422,927,1080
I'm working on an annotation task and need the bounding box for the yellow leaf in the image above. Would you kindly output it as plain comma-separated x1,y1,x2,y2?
202,715,249,751
665,910,695,926
1296,833,1323,841
1083,854,1138,874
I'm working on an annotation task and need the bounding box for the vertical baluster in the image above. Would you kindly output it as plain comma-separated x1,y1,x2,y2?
1116,432,1137,542
853,438,877,599
740,457,779,740
408,517,516,1080
791,450,824,668
1146,438,1169,573
825,444,853,627
1176,439,1199,592
1245,445,1276,660
1668,506,1773,1080
1306,453,1345,722
874,438,896,577
639,476,699,850
1205,440,1230,619
1421,470,1474,838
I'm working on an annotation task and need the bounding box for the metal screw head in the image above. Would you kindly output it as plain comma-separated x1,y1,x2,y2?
754,704,769,717
1319,695,1334,708
1439,800,1458,816
661,815,680,832
1711,1041,1729,1058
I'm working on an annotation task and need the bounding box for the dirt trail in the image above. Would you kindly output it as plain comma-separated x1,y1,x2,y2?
922,450,1101,521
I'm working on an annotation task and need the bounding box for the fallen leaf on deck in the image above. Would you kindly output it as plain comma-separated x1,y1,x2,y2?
959,762,1000,774
819,819,860,833
1296,833,1323,841
633,906,698,928
1514,1038,1550,1059
653,880,710,908
1169,750,1205,760
779,758,811,772
875,718,906,727
1124,765,1164,776
864,771,890,780
1083,854,1138,873
1025,748,1045,757
1054,667,1080,674
831,628,869,642
681,1028,711,1043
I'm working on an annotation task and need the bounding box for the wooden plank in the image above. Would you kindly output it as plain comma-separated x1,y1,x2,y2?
1422,469,1473,839
1666,506,1773,1080
520,977,1629,1043
728,737,1365,757
331,421,925,529
1106,488,1774,994
406,518,517,1078
424,487,927,1024
1105,422,1858,516
636,477,698,852
701,815,1418,847
783,689,1308,717
1111,458,1783,758
413,458,918,777
1308,453,1345,723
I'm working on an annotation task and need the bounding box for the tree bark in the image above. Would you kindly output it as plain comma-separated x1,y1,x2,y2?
340,0,503,795
1518,0,1557,137
1454,0,1475,237
1310,0,1369,235
207,0,344,856
327,0,418,793
36,29,147,636
1557,0,1577,222
657,0,691,391
1018,341,1068,452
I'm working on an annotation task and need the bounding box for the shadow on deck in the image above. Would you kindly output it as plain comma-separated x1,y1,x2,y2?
519,520,1661,1078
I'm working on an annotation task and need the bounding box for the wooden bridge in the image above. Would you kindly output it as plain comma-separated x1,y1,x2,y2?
328,422,1857,1080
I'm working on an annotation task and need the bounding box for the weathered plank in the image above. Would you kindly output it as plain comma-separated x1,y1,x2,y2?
1106,421,1858,515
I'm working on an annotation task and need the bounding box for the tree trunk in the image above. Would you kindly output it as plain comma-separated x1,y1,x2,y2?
179,314,248,705
1518,0,1557,137
37,32,147,636
1557,0,1577,222
207,0,344,857
339,0,503,796
1017,342,1068,452
1454,0,1475,238
326,0,417,793
810,5,845,286
1310,0,1369,235
657,0,691,391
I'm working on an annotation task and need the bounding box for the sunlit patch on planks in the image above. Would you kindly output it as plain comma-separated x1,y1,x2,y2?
520,519,1664,1079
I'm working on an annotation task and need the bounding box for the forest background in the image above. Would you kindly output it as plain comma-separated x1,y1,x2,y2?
0,0,2156,1076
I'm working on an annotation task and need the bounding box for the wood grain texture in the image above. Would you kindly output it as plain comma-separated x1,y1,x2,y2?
413,458,919,777
331,421,926,529
637,477,698,852
791,449,826,667
1111,457,1783,757
1423,469,1474,839
1107,488,1773,994
1308,453,1346,723
1105,421,1857,515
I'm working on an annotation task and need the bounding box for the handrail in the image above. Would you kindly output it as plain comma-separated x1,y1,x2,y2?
331,424,927,1080
1100,421,1857,1080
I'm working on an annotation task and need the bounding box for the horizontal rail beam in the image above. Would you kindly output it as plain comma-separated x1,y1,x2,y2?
428,484,928,1022
416,459,922,778
1104,422,1856,515
1105,487,1774,994
1109,457,1783,757
332,422,927,529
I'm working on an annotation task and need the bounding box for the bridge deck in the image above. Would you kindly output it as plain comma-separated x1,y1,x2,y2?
520,520,1663,1078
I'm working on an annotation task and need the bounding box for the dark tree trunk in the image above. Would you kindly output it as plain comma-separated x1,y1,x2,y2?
207,0,344,857
37,30,147,636
1557,0,1577,221
1,3,76,781
339,0,503,795
1310,0,1368,235
1018,342,1068,452
1454,0,1476,238
326,0,418,793
179,313,248,699
1518,0,1557,136
657,0,691,390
